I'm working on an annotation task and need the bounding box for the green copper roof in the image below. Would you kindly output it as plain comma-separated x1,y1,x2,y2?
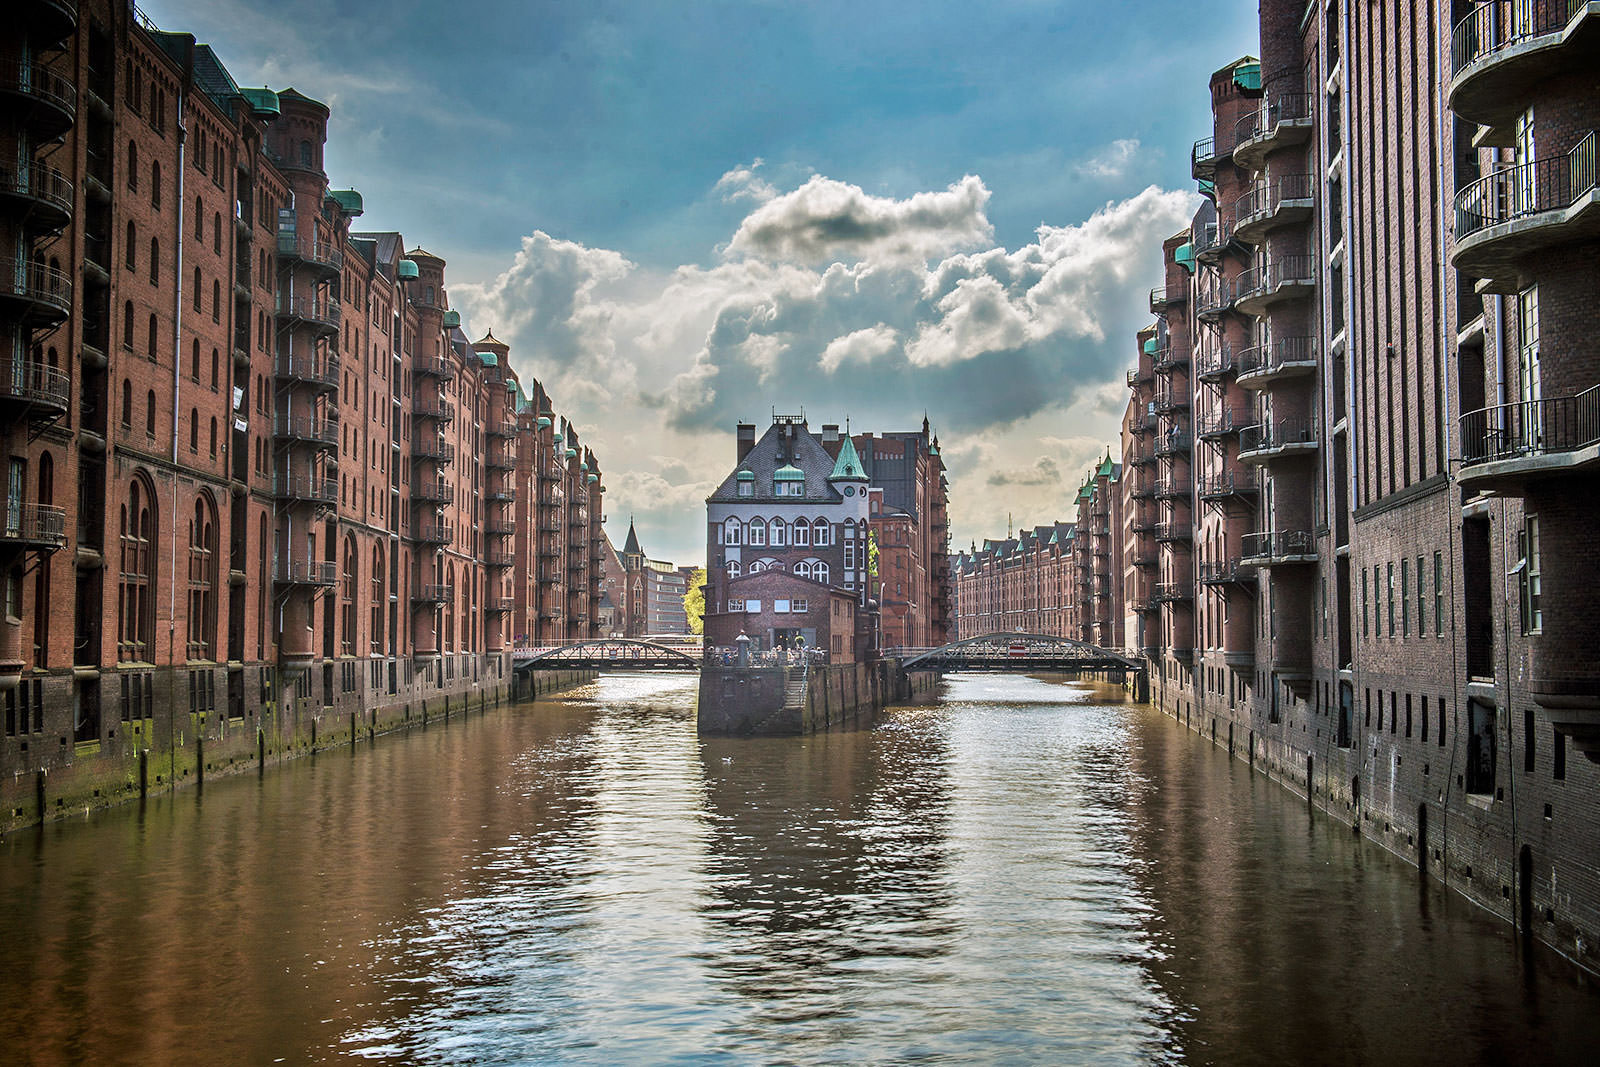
238,87,280,116
580,461,589,472
829,435,866,480
565,447,577,459
477,351,498,367
1098,454,1115,479
1233,60,1261,91
1174,243,1195,273
1143,337,1157,355
735,470,755,481
441,310,461,329
774,464,805,481
397,259,420,281
330,189,363,217
586,473,599,484
1197,178,1215,197
536,416,552,429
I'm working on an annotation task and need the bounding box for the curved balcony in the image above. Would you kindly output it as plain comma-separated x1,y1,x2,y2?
272,414,339,449
1199,558,1252,586
0,160,73,232
486,597,515,614
1154,430,1192,457
1154,523,1192,543
485,418,517,439
414,355,457,381
412,479,453,504
1156,581,1194,602
1239,417,1318,463
1232,174,1314,245
273,353,339,392
412,437,455,465
1196,408,1249,440
0,60,76,140
1193,218,1235,263
1,502,67,552
273,475,338,506
276,232,342,278
1233,92,1313,171
275,293,341,336
1154,479,1192,501
1195,347,1235,382
1195,276,1235,320
273,558,337,586
1452,133,1597,287
1153,342,1188,373
1150,283,1186,314
411,584,453,605
1449,1,1599,131
19,0,79,48
1,355,70,421
412,395,455,423
1233,255,1316,317
1239,530,1316,566
485,551,515,569
414,524,453,546
1197,471,1258,501
1154,387,1189,414
0,256,72,324
1459,384,1600,491
1191,136,1222,180
1236,337,1317,389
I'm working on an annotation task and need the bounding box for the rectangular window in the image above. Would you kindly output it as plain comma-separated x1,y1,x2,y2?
1401,558,1409,636
773,599,791,613
791,598,808,613
748,523,765,547
1466,699,1496,795
793,524,809,547
1438,698,1447,748
1421,696,1430,743
1416,555,1426,637
1362,568,1369,638
737,482,752,497
1520,516,1542,633
1387,562,1396,636
844,543,855,569
745,599,761,613
726,598,743,611
1554,729,1566,780
1524,709,1536,773
1434,551,1444,636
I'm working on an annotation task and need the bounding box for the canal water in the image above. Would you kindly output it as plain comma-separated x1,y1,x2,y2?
1,673,1594,1064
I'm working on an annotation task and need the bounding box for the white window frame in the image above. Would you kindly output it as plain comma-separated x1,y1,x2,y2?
770,518,786,546
793,522,810,547
724,517,741,546
748,520,766,547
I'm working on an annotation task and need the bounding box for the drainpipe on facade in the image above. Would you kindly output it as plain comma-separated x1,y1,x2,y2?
171,82,188,667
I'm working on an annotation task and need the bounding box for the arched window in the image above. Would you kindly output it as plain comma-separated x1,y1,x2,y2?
212,279,220,322
208,417,217,457
727,560,741,578
149,237,158,283
812,561,829,585
190,338,201,380
749,561,765,574
723,517,742,546
189,408,198,451
794,560,810,580
770,518,786,547
123,301,134,348
125,220,136,270
150,161,161,208
748,519,766,547
194,197,204,239
341,537,358,656
210,348,219,389
118,476,157,661
193,266,202,309
213,212,222,254
127,141,138,190
187,495,218,660
370,543,385,653
147,313,158,360
812,519,830,547
145,390,156,435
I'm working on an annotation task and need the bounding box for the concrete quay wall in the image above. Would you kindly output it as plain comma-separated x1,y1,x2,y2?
699,659,939,736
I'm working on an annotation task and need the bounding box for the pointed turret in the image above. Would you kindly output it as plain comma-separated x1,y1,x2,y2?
829,435,868,483
623,517,642,558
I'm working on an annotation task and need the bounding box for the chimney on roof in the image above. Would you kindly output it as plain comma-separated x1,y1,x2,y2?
821,424,839,444
736,423,756,463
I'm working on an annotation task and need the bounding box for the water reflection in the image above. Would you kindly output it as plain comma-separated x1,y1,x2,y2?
0,672,1595,1065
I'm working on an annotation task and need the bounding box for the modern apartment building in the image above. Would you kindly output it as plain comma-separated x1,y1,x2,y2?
1125,0,1598,969
1,1,606,827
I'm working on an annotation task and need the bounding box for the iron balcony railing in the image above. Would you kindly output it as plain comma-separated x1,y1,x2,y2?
412,438,455,464
413,479,452,503
414,356,457,380
1154,388,1189,413
272,415,339,446
1233,255,1317,305
276,231,343,273
1234,91,1313,149
0,59,77,122
1460,384,1600,467
1155,429,1192,456
1240,416,1318,456
1198,471,1259,498
1156,581,1194,601
486,446,516,470
1233,173,1315,230
412,584,453,604
1154,479,1192,500
1454,132,1596,240
1451,0,1588,77
1153,342,1188,372
1241,529,1316,561
1,502,67,549
0,160,74,220
485,551,515,568
1,355,70,410
1150,283,1186,313
1195,346,1235,380
0,256,72,318
486,597,515,613
1154,523,1192,542
412,395,456,422
485,519,516,536
1236,336,1317,380
1191,136,1220,176
275,293,341,331
273,557,337,585
414,524,453,545
273,475,338,504
1197,409,1250,439
1196,275,1233,318
485,418,517,438
1199,558,1249,585
273,353,339,389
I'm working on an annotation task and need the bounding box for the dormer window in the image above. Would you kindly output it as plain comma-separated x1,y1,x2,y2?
736,469,754,497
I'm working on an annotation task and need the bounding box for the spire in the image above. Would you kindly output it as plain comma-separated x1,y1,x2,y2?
829,434,867,481
623,516,642,557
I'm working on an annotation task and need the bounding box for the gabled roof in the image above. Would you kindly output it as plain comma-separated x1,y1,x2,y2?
707,421,844,504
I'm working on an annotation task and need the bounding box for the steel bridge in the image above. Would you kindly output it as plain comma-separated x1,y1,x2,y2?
512,638,703,673
894,632,1142,675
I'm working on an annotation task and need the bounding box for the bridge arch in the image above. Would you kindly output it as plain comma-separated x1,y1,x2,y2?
899,631,1141,673
514,637,703,673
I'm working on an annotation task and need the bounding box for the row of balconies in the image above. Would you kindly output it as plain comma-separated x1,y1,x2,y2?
277,232,343,277
1449,1,1596,136
1232,174,1314,244
276,293,341,335
1232,91,1313,171
0,354,70,421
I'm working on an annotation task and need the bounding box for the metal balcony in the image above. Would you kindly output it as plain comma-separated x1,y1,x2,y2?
1449,1,1598,132
273,474,338,505
0,59,76,139
1154,430,1192,457
1197,472,1259,501
0,256,71,324
1150,283,1186,314
412,438,455,464
1154,388,1189,414
1192,218,1235,263
1237,337,1317,389
1233,255,1317,317
0,160,73,232
274,353,339,391
1195,277,1234,320
486,446,516,470
486,597,515,614
0,355,70,421
1198,558,1252,586
275,293,341,335
1191,135,1221,180
411,584,453,604
1153,343,1188,373
1233,91,1314,171
273,415,339,448
273,558,337,586
485,551,515,569
412,395,456,422
1452,132,1598,288
1240,529,1316,566
1239,417,1318,463
1156,581,1194,602
276,231,343,277
1154,480,1192,501
1154,523,1192,543
412,479,452,504
489,486,517,503
485,518,516,537
1459,384,1600,490
18,0,78,47
1197,409,1250,440
1,502,67,552
1195,347,1235,381
1233,174,1315,245
414,524,453,546
414,355,457,381
486,418,517,438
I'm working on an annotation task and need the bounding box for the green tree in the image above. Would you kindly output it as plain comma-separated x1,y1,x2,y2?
683,567,707,635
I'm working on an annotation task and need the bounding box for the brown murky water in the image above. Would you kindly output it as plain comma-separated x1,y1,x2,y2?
1,672,1594,1064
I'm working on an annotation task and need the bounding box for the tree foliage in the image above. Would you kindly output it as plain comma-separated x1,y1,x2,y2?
683,567,707,635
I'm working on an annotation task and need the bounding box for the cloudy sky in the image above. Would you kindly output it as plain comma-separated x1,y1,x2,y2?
147,0,1256,564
